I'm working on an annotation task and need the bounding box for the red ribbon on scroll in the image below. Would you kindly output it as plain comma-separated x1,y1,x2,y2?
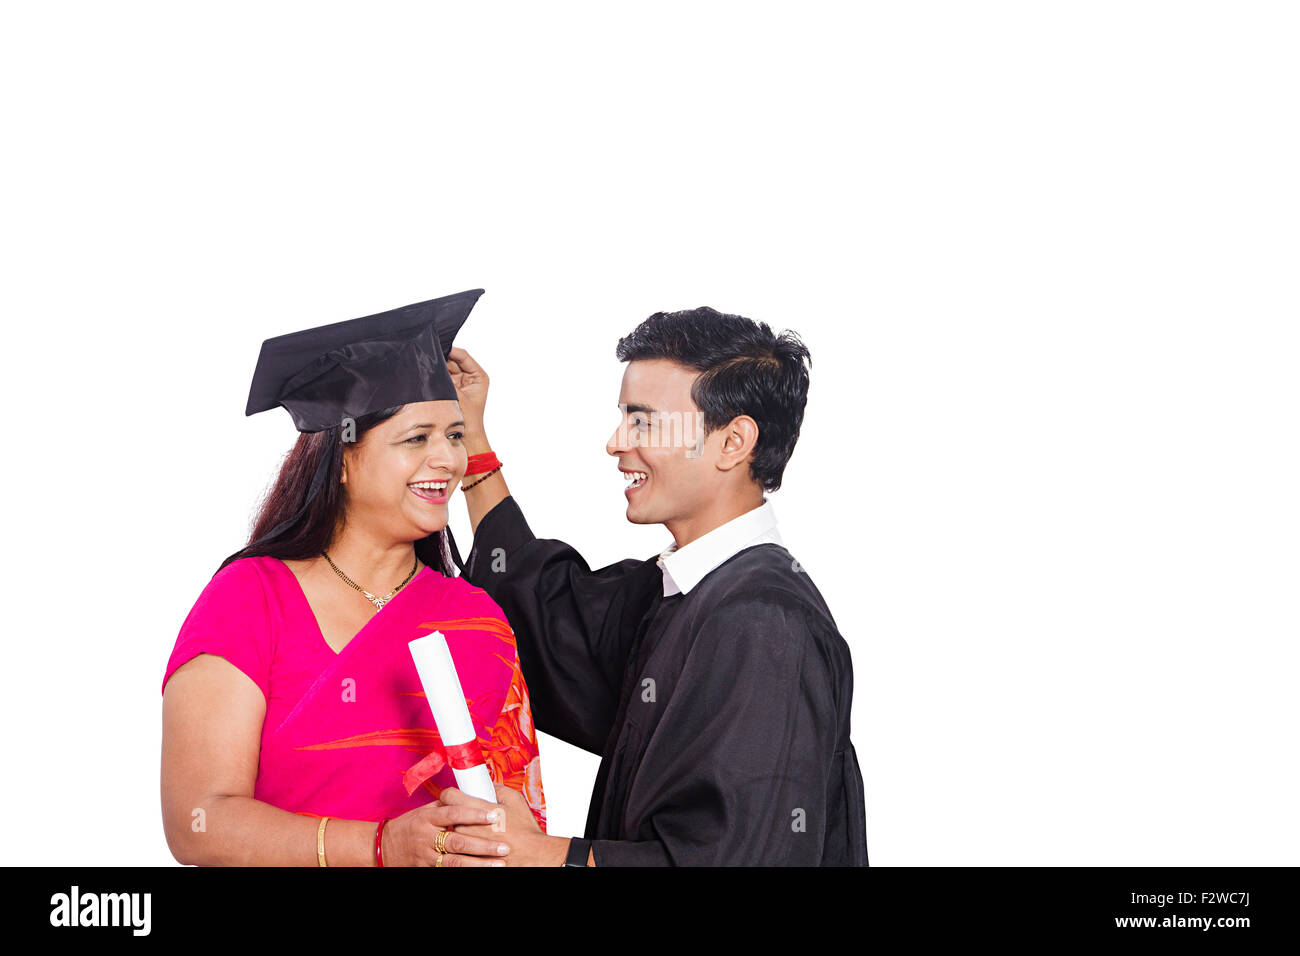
402,739,488,797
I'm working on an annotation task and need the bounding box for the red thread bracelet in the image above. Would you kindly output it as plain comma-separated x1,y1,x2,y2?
466,451,501,475
375,818,389,867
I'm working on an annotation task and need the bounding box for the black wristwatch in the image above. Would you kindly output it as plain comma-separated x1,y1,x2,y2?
564,838,593,867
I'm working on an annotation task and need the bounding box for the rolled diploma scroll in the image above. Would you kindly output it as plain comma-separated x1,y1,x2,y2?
407,630,497,803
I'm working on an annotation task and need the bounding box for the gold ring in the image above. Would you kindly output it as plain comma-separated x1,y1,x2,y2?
435,851,445,868
435,829,450,854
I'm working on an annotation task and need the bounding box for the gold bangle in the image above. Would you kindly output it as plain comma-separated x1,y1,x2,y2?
317,816,330,867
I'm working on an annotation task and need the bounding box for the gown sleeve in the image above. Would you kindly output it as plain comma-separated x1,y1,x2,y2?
162,558,272,699
591,591,849,866
463,496,659,755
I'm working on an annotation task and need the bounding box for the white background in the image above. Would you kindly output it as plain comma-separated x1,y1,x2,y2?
1,1,1295,865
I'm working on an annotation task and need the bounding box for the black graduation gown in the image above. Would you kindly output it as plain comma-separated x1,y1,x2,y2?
463,496,869,866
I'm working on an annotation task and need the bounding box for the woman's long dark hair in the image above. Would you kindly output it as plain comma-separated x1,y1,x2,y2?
218,405,457,576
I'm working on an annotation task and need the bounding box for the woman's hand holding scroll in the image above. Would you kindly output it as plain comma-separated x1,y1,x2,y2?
381,799,511,867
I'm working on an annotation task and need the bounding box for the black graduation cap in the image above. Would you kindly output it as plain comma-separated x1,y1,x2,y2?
246,288,484,432
231,288,484,568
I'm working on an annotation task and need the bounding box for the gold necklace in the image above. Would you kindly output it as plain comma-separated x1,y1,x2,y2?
322,551,419,610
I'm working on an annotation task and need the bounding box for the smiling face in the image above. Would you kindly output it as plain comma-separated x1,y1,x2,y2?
339,400,467,543
606,359,724,530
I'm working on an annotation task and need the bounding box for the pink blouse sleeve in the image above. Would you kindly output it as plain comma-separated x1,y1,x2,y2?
162,558,272,699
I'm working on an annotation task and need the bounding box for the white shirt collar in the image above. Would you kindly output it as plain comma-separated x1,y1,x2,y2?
656,499,783,596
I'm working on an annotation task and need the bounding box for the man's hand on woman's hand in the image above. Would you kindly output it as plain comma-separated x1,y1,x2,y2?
441,784,567,866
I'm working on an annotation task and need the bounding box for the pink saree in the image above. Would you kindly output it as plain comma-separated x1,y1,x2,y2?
162,556,546,829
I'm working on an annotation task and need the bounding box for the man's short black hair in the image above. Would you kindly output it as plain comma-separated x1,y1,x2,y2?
615,306,811,492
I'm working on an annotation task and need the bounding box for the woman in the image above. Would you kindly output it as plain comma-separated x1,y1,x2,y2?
161,291,545,866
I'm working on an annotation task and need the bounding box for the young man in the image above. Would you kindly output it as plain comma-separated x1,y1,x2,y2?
446,307,868,866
